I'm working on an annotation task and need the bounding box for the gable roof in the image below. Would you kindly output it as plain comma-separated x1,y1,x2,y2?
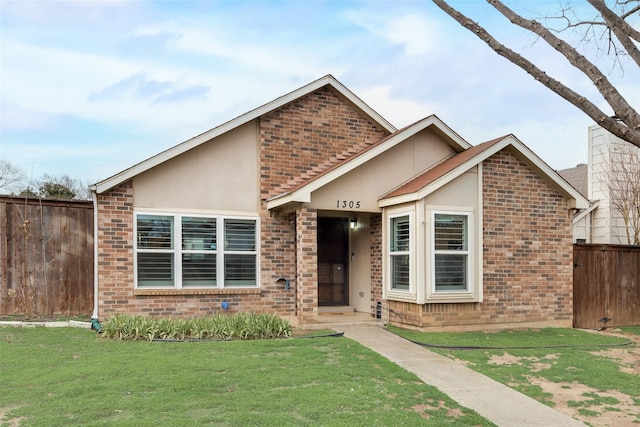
378,134,590,209
265,115,472,209
91,75,397,194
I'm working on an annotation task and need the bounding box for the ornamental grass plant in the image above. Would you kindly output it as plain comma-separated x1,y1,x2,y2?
100,312,292,341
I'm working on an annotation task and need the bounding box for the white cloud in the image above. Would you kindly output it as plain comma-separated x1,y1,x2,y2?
0,104,58,132
345,10,440,56
357,85,436,128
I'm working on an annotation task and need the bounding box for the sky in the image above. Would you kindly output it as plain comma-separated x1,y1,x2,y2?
1,0,638,190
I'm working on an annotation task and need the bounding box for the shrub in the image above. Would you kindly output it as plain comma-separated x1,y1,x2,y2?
100,313,292,341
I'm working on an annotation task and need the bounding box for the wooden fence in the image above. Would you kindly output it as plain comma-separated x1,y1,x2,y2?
0,195,94,317
573,244,640,329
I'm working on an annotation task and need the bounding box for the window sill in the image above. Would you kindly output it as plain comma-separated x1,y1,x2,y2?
425,292,480,303
134,288,261,296
386,290,417,303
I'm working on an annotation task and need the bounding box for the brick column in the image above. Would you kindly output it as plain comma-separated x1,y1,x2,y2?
370,213,383,317
296,206,318,321
97,181,134,317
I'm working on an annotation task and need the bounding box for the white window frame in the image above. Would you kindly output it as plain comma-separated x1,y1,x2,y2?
427,209,479,302
385,208,417,302
134,212,259,289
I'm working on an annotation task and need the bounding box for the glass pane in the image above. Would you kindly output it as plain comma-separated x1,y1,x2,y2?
391,254,410,290
224,254,257,287
224,219,256,251
391,216,410,252
435,254,467,291
138,252,173,287
182,253,216,287
137,215,173,249
182,217,217,251
435,215,467,251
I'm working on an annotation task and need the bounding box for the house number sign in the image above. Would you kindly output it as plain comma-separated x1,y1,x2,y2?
336,200,361,209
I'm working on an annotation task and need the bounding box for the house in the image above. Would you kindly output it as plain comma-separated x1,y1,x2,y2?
90,75,588,330
559,126,640,245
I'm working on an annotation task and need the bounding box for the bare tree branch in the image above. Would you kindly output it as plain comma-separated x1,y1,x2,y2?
0,160,26,193
486,0,640,138
587,0,640,65
604,142,640,245
432,0,640,148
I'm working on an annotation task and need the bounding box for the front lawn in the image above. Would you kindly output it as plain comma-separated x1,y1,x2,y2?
388,326,640,426
0,327,493,426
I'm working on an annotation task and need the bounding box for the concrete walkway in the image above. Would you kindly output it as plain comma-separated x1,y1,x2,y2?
342,325,585,427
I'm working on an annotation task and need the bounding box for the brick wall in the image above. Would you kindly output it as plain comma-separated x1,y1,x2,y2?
97,182,295,318
387,149,574,330
97,84,389,321
259,86,388,200
97,181,134,317
296,207,318,320
370,213,383,316
257,85,388,321
258,206,297,315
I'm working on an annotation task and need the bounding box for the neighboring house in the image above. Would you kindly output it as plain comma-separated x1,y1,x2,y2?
560,126,640,245
90,75,588,330
558,163,594,243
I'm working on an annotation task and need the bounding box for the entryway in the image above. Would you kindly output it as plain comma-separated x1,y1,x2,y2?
318,217,349,306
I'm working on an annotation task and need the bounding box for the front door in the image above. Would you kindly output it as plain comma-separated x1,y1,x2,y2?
318,218,348,306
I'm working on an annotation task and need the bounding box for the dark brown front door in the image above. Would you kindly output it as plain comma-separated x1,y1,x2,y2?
318,218,348,306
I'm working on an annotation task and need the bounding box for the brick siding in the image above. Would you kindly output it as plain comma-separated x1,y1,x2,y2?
370,213,383,317
259,86,388,200
97,86,388,321
387,149,574,330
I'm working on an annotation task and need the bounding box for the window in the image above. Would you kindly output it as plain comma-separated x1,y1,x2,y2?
136,213,257,289
137,215,174,287
433,214,469,291
224,219,257,287
182,217,217,287
390,215,411,291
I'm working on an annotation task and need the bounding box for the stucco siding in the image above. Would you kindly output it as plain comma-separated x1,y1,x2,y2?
310,128,457,211
133,121,259,213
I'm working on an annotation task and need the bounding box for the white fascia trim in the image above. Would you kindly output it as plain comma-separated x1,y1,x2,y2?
268,116,467,209
379,138,511,208
266,193,311,210
93,75,397,195
428,116,472,150
573,200,599,223
379,135,590,210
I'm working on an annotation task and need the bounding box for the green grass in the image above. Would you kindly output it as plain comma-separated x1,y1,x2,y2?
387,326,640,415
0,327,493,427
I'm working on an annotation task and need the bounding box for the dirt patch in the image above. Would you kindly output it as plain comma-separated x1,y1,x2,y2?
485,329,640,427
411,400,464,420
0,407,25,427
488,352,559,372
589,330,640,376
526,377,639,427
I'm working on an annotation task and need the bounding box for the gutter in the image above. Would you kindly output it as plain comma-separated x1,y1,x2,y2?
91,190,99,321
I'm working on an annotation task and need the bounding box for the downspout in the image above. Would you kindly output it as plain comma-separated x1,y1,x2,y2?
91,189,100,329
